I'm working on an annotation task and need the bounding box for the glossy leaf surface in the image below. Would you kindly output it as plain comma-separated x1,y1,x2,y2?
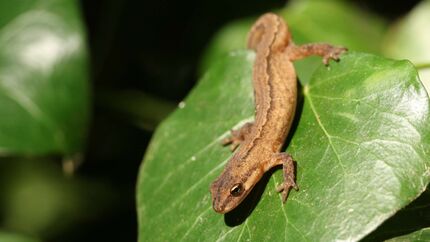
137,51,430,241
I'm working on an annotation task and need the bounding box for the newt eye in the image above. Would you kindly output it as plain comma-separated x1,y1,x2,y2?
230,183,244,197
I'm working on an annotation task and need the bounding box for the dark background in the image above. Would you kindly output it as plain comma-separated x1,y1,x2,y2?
68,0,421,241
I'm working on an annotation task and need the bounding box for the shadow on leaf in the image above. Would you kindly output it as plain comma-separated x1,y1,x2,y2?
224,168,275,227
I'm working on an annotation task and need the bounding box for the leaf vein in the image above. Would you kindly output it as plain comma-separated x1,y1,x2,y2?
305,91,347,173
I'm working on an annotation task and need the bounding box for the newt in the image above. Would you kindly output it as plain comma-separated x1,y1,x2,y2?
210,13,346,214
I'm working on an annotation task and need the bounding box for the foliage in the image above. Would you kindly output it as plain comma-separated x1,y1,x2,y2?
0,0,89,155
137,0,430,241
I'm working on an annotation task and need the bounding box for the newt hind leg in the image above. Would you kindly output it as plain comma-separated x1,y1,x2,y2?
221,122,254,151
271,153,298,202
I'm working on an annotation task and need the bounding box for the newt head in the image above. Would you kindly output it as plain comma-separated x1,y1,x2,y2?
210,161,264,214
210,175,248,214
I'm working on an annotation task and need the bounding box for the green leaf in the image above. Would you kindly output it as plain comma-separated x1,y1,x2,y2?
362,189,430,241
381,0,430,93
0,158,115,237
0,231,41,242
386,228,430,242
137,51,430,241
0,0,90,155
199,0,386,84
280,0,386,52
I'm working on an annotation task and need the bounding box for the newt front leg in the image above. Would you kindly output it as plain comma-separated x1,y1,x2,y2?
286,43,347,64
222,122,254,151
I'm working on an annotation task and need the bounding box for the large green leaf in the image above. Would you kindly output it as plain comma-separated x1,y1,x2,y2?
0,158,115,237
137,51,430,241
0,0,89,155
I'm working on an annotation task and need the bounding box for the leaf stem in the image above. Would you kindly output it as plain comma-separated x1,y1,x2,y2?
415,63,430,70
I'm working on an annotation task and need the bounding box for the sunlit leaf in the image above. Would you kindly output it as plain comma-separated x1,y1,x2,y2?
137,51,430,241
